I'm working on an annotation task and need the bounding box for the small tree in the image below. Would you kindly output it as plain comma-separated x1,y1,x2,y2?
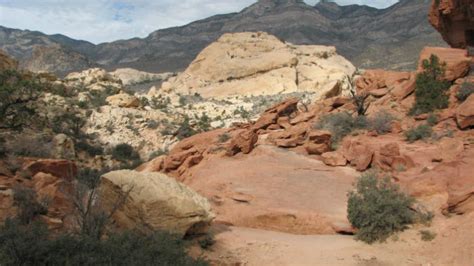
410,55,451,115
347,172,415,244
350,90,369,116
71,168,132,239
12,186,49,225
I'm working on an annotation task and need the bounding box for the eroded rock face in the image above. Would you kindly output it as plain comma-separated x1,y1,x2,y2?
99,170,214,237
160,32,356,100
429,0,474,49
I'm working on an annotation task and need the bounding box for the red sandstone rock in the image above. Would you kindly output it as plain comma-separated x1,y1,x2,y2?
268,123,309,148
429,0,474,48
227,129,258,155
418,47,470,81
22,159,77,181
321,151,347,166
136,156,165,172
304,130,332,155
252,98,299,130
341,138,374,171
456,94,474,129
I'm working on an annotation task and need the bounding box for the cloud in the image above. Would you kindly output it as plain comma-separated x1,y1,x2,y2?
0,0,399,44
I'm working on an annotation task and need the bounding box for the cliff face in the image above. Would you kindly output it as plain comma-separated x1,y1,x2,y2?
0,0,446,75
429,0,474,48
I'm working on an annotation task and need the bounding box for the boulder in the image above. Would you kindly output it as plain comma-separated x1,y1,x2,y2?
372,143,415,171
268,123,309,148
252,98,299,130
304,130,332,155
456,94,474,129
227,129,258,155
321,151,347,166
99,170,214,237
106,93,140,108
418,47,470,81
342,138,374,171
429,0,474,48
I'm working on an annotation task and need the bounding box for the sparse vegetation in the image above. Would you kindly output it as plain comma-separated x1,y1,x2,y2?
410,55,450,115
315,112,367,145
419,230,436,241
347,172,416,244
427,113,438,126
218,133,231,143
405,124,432,143
456,81,474,102
111,143,140,162
12,186,49,225
350,90,369,116
369,110,395,135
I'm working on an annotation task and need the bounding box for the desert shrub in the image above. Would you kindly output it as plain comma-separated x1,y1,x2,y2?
196,113,211,132
350,90,369,116
111,143,140,162
410,55,451,115
0,219,208,266
347,172,416,244
427,113,438,126
176,116,198,140
146,120,159,129
7,134,52,158
0,137,6,158
51,112,86,137
315,112,367,144
218,133,231,143
0,70,42,130
405,124,432,143
198,234,216,250
12,186,49,225
369,110,395,134
456,82,474,102
419,230,436,241
75,141,104,156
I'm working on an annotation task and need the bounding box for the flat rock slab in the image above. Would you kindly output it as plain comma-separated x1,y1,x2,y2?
183,145,357,234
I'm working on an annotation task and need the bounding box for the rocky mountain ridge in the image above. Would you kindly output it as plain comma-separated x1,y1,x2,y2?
0,0,446,76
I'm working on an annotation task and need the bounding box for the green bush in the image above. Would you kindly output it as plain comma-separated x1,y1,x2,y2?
347,172,416,244
410,55,451,115
456,82,474,102
0,219,208,266
75,141,104,156
405,124,432,143
369,110,395,135
315,112,367,144
12,187,49,225
0,70,42,130
111,143,140,162
176,116,198,140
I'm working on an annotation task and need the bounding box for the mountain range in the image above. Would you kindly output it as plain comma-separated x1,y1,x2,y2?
0,0,447,76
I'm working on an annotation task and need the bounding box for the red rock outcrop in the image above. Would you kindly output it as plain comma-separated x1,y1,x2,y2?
456,94,474,129
429,0,474,48
418,47,470,81
22,159,77,181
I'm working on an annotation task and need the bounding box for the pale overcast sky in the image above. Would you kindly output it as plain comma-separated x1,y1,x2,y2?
0,0,399,44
